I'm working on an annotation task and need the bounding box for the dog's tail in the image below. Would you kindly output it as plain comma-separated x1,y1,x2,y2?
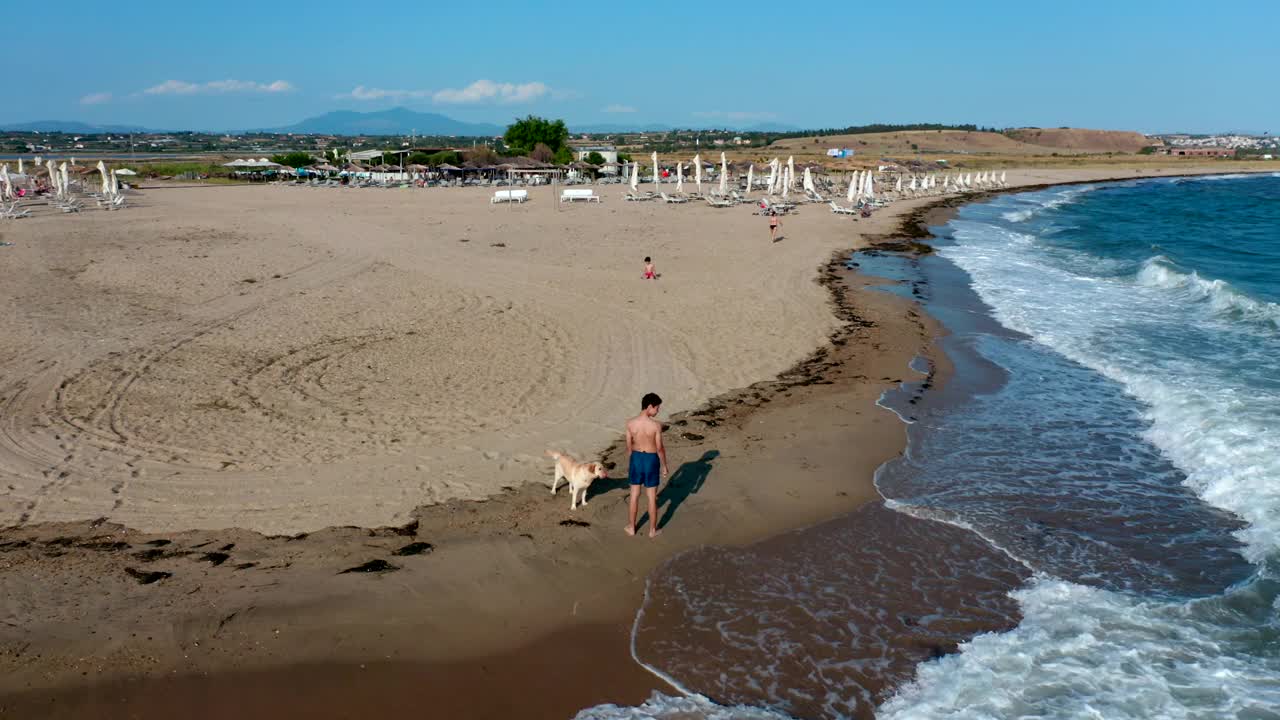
544,449,563,461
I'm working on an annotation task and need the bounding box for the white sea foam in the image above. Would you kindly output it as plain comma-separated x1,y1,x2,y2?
880,578,1280,719
574,692,796,720
999,186,1093,223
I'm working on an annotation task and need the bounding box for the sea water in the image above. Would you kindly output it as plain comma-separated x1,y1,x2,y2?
579,173,1280,719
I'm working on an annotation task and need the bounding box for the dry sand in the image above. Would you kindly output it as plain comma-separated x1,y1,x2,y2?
2,181,867,534
0,164,1265,718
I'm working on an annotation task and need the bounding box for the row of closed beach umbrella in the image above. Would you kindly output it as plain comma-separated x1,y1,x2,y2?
623,152,1009,202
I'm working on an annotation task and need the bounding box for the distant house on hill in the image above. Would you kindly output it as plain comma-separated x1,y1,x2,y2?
568,141,618,164
1154,147,1235,157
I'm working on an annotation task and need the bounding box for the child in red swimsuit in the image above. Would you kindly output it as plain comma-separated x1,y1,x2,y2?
643,256,656,280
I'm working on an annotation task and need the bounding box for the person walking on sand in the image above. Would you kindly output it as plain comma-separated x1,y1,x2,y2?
625,392,668,538
643,256,656,280
769,212,781,242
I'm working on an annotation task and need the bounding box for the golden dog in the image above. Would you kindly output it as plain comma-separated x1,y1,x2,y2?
546,450,607,510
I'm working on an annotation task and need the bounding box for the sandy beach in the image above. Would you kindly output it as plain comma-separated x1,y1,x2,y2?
0,164,1266,719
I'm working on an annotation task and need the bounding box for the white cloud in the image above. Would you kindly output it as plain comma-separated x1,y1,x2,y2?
80,92,113,105
337,85,432,101
692,110,777,121
603,104,637,113
143,79,294,96
433,79,548,104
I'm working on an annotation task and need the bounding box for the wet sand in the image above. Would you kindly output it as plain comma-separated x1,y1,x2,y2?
0,165,1267,719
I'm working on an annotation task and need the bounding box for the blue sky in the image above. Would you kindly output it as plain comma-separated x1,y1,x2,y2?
10,0,1277,133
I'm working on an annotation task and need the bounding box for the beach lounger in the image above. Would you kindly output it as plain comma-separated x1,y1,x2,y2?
1,203,31,219
660,192,688,204
560,188,600,203
491,189,529,204
705,196,734,208
829,201,857,215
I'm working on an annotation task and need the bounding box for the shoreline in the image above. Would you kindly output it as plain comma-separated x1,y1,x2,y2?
1,166,1269,719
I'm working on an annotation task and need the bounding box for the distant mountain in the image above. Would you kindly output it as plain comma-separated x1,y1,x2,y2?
743,122,801,133
572,123,676,134
0,120,156,133
264,108,503,137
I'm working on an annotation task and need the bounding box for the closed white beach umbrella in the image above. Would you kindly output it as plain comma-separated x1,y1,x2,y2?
676,162,684,193
110,169,119,196
651,152,659,187
766,159,777,195
909,176,918,193
781,165,790,199
786,156,795,190
59,162,69,197
1001,171,1007,185
17,158,23,174
693,153,702,192
894,176,903,194
97,160,109,195
802,166,814,194
847,172,857,202
1,165,10,200
746,163,754,196
629,161,639,191
966,173,973,187
719,152,728,195
865,172,874,198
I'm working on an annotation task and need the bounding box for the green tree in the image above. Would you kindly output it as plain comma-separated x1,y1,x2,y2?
584,151,605,165
552,145,573,165
617,152,632,163
426,151,461,166
270,151,315,168
503,115,569,154
407,151,435,165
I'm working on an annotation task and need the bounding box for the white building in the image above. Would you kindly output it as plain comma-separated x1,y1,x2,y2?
568,142,618,164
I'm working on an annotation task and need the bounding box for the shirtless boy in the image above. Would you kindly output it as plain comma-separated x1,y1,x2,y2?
625,392,668,538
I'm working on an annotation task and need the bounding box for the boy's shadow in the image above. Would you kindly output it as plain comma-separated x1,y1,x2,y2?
657,450,719,530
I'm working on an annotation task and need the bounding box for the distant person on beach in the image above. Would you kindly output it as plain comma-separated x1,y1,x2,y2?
769,213,781,242
625,392,668,538
643,256,656,280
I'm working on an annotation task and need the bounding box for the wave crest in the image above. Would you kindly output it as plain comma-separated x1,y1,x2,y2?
1136,257,1280,327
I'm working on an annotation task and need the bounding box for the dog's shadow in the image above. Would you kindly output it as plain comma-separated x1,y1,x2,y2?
586,473,633,501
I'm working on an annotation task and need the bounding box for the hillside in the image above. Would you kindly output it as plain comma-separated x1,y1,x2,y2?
772,128,1150,156
1005,128,1151,153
